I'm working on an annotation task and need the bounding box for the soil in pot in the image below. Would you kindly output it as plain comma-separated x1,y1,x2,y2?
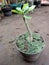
16,32,45,62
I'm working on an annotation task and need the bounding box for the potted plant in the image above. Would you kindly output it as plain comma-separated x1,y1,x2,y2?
12,3,45,62
34,0,41,7
1,0,12,16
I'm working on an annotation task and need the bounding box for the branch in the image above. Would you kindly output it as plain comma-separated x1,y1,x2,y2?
23,17,33,41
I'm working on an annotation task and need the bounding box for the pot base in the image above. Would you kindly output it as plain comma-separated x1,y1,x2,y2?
20,52,40,62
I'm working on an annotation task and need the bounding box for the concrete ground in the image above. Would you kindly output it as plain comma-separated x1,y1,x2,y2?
0,6,49,65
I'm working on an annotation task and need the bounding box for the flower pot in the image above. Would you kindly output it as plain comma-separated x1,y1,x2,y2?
16,32,45,62
2,6,11,13
34,0,41,7
4,11,12,16
2,6,12,16
20,50,40,62
10,3,22,9
16,44,44,62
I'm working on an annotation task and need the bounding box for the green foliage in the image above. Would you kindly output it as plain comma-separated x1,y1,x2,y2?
24,15,32,19
12,3,35,19
22,3,29,13
1,0,5,8
28,5,35,12
16,32,45,54
32,33,41,40
11,10,19,14
16,7,23,14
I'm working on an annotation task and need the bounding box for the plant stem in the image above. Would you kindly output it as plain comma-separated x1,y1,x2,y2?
23,17,33,41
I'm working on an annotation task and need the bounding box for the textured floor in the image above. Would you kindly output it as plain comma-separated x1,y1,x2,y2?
0,6,49,65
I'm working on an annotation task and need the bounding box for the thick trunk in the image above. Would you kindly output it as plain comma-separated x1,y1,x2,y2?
23,17,33,41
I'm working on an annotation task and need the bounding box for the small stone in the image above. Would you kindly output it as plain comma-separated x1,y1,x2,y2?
16,28,20,29
47,34,49,36
9,39,15,44
34,31,39,33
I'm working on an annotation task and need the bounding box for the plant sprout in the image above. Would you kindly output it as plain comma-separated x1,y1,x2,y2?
12,3,35,41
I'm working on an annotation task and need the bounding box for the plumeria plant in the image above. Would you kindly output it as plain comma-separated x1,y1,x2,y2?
12,3,45,61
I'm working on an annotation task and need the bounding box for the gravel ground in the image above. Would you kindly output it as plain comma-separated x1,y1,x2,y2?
0,6,49,65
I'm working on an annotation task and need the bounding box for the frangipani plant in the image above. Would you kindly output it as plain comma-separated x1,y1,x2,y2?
13,3,45,61
12,3,35,41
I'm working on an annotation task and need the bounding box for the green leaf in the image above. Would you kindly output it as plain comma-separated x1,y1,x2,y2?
24,15,32,19
11,10,19,14
12,8,23,14
16,7,23,14
22,3,29,13
28,5,35,12
32,33,41,40
23,5,35,14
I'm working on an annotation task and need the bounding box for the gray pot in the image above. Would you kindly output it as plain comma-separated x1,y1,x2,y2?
16,43,44,62
16,33,45,62
20,51,40,62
